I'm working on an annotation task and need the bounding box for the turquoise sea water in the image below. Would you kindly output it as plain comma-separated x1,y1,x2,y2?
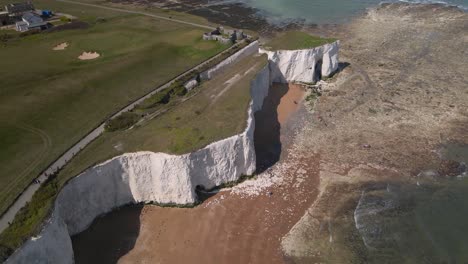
227,0,468,24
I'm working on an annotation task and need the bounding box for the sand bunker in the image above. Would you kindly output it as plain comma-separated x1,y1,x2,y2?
78,51,100,60
53,42,68,51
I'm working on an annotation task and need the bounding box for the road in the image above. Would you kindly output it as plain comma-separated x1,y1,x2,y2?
0,17,249,232
56,0,214,30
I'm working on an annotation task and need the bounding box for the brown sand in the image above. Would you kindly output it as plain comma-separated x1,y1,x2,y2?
277,84,306,125
52,42,69,50
72,84,311,264
78,51,100,60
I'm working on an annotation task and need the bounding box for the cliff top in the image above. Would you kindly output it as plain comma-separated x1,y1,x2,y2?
266,31,336,51
57,53,268,185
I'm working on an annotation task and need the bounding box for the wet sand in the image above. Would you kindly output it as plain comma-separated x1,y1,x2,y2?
72,83,310,264
277,84,306,125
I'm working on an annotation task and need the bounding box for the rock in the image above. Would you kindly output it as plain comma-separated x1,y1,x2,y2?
260,41,340,84
183,78,198,91
438,160,463,177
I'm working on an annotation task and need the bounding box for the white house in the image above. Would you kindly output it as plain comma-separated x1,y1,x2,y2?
15,12,46,32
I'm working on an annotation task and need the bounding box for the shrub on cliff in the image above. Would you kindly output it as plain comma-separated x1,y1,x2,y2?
105,112,140,132
0,175,59,262
136,89,172,109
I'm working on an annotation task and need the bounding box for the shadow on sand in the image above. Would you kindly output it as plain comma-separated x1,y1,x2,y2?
72,205,142,264
254,83,288,174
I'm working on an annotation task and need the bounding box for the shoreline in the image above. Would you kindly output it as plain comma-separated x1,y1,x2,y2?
108,0,467,35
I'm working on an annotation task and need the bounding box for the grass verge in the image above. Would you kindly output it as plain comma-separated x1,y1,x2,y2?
266,31,336,51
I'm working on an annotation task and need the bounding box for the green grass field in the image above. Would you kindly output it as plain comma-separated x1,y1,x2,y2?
0,0,227,217
266,31,336,50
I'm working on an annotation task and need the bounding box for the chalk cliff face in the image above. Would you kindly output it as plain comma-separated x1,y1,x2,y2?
260,41,340,84
6,63,270,264
7,39,340,263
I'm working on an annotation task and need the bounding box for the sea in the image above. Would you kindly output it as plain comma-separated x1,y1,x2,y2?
217,0,468,24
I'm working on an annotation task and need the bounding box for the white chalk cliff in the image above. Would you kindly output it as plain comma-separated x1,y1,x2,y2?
260,41,340,84
6,40,339,264
6,62,271,264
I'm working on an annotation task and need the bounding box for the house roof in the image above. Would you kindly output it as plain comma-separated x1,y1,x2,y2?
22,12,43,24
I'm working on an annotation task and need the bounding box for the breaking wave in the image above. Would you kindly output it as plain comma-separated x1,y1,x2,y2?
396,0,468,11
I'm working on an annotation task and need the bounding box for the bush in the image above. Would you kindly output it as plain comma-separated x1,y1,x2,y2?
95,17,107,23
104,112,140,132
137,89,172,109
305,90,322,102
19,29,40,37
0,175,59,262
60,16,71,23
0,245,13,263
172,82,187,96
0,33,14,44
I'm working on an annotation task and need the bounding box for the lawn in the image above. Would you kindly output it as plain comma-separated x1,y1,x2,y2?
266,31,336,51
0,0,227,218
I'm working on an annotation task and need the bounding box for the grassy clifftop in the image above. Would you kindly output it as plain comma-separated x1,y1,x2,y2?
266,31,336,50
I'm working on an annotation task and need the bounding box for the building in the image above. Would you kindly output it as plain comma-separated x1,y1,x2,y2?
5,1,34,15
15,12,47,31
203,26,247,45
224,29,247,42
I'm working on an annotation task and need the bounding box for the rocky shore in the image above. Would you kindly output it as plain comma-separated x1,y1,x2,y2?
109,0,307,34
281,3,468,262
